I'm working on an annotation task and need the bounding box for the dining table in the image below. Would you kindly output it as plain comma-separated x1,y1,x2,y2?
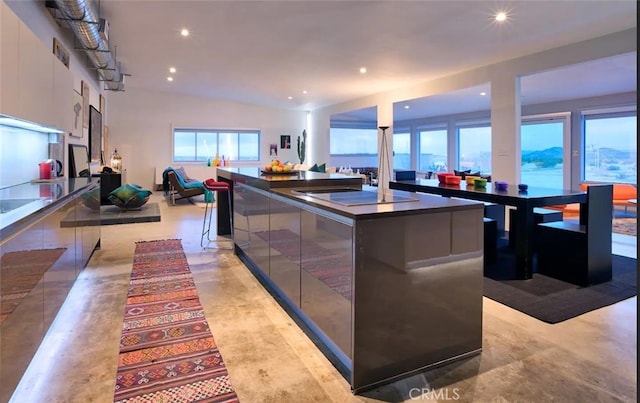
389,179,588,280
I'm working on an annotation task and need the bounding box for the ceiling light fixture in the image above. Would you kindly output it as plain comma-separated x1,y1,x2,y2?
480,92,487,96
181,28,189,37
302,90,308,94
167,77,174,82
288,96,293,100
169,67,176,73
495,12,507,22
359,67,367,74
404,105,410,109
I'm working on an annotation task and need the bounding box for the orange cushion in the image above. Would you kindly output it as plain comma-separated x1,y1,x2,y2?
613,184,636,200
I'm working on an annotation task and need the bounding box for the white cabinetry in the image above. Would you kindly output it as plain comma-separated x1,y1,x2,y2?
1,1,74,132
52,58,73,133
0,1,20,117
18,22,54,126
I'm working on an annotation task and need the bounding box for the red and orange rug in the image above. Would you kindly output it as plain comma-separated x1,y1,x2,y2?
114,239,239,403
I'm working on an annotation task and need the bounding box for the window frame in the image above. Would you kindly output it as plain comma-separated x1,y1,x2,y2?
172,127,261,163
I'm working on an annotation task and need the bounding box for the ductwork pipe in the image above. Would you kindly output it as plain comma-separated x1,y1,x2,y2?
53,0,125,91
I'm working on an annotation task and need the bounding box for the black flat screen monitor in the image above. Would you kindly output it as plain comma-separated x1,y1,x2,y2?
69,144,90,178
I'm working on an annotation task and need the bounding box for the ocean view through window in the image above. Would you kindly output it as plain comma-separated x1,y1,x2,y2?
584,113,636,185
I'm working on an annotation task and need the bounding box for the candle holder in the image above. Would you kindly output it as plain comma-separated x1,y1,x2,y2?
111,148,122,172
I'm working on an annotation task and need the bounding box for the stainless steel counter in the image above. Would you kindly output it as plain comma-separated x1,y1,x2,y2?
0,177,97,240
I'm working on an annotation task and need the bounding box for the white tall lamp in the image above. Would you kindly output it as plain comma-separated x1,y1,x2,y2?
377,126,391,202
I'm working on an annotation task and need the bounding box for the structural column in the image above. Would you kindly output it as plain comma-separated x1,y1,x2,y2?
490,72,521,185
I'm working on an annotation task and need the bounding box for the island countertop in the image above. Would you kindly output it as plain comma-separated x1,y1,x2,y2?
216,166,363,191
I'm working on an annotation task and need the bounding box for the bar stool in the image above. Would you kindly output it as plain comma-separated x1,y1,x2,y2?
201,178,234,249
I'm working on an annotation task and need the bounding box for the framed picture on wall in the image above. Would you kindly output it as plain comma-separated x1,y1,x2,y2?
71,90,83,138
280,135,291,149
89,105,102,164
82,81,90,129
52,38,70,68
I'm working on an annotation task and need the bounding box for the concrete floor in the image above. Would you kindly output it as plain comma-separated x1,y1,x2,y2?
9,194,637,402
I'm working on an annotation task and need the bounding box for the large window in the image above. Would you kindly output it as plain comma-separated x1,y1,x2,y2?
329,127,378,155
584,112,637,184
393,129,411,170
419,128,447,172
329,126,379,168
521,118,565,188
173,128,259,162
458,124,491,174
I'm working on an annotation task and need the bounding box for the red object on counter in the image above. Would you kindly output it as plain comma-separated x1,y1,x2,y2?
39,161,52,180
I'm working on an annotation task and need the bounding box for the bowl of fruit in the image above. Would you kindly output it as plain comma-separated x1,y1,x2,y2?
262,160,296,174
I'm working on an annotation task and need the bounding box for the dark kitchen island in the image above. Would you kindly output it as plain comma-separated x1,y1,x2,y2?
216,167,485,393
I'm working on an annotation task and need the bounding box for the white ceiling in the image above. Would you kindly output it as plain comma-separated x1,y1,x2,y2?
99,0,637,117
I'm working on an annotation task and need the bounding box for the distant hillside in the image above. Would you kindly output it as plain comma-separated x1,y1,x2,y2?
597,147,635,161
522,147,562,160
523,146,634,161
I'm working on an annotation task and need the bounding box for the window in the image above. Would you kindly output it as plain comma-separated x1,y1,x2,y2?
393,129,411,170
329,127,378,155
521,118,565,188
583,112,636,184
173,128,260,162
329,126,379,168
458,124,491,173
419,128,447,172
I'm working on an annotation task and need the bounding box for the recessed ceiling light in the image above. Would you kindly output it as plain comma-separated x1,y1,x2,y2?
169,67,176,74
495,12,507,22
181,28,189,37
288,96,293,100
404,105,410,109
167,77,174,82
302,90,308,94
480,92,487,96
359,67,367,74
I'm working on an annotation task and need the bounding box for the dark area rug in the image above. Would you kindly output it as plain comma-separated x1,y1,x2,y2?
483,240,637,323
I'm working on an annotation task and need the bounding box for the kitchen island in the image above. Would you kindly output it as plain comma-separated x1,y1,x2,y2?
216,168,485,393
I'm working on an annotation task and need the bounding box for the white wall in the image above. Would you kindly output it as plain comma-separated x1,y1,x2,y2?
108,87,306,188
0,126,49,187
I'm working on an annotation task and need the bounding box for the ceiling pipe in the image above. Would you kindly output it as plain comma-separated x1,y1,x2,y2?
52,0,125,91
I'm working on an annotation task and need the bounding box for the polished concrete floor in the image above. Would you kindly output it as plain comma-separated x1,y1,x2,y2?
9,194,637,402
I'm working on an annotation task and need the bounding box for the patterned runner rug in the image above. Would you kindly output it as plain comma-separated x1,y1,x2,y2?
114,239,239,403
1,248,66,324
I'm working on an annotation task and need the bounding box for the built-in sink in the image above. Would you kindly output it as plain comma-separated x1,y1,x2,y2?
0,198,41,214
299,189,418,206
294,188,359,194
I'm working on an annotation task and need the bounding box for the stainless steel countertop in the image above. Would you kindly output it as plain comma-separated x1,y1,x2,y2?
272,186,484,220
0,177,97,240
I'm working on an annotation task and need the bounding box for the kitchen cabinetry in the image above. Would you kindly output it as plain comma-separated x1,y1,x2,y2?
0,1,20,118
0,181,100,402
1,1,72,132
18,22,54,127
